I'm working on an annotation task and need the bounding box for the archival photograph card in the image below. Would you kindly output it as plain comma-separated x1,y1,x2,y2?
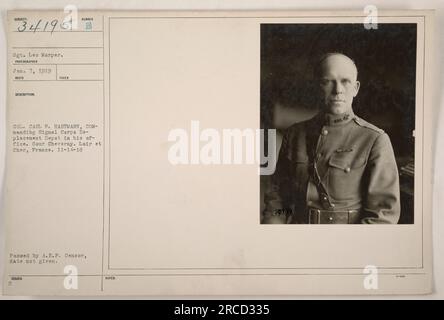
2,10,434,295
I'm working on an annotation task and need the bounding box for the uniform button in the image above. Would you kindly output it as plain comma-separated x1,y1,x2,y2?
344,167,351,173
328,217,334,221
322,196,328,201
331,203,335,208
322,129,329,136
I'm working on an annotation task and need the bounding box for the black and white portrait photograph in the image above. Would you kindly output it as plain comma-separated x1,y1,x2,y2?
260,23,417,224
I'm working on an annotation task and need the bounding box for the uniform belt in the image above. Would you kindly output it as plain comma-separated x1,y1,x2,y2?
308,208,360,224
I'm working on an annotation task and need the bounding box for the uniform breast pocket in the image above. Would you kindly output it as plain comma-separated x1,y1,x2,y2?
327,153,367,201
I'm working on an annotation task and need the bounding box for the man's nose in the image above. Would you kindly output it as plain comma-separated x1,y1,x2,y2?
333,81,345,94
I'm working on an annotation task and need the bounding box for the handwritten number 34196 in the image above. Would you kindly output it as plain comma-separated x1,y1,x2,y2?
17,18,73,33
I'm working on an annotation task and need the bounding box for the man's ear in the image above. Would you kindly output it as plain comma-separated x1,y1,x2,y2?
353,81,360,97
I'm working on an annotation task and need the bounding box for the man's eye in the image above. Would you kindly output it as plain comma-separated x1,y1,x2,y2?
341,79,351,85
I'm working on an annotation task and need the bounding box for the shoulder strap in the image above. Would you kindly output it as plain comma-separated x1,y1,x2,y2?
353,116,384,134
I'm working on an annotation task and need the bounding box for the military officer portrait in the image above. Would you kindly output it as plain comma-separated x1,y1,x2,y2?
260,24,417,225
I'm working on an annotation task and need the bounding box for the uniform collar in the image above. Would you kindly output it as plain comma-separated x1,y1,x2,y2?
321,109,355,127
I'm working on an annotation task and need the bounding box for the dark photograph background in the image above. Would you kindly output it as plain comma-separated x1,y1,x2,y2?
260,23,417,224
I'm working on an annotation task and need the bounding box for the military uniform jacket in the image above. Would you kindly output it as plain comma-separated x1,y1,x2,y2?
263,109,400,224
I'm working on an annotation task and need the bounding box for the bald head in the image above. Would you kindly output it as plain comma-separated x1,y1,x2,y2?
316,53,358,80
315,53,360,115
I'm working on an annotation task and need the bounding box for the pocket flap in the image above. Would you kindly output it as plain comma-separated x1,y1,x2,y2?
328,154,366,170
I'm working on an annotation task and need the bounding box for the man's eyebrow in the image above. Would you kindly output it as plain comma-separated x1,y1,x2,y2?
320,77,353,80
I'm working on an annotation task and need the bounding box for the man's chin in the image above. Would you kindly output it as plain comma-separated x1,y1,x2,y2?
326,103,350,115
